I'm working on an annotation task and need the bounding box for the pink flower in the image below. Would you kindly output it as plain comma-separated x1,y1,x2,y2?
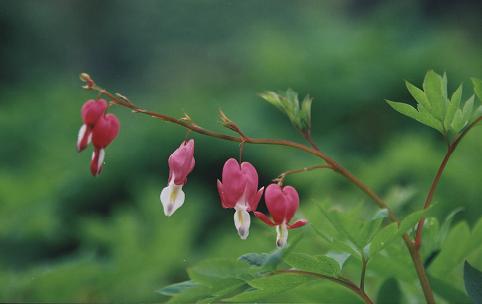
90,113,120,176
160,139,195,216
217,158,264,239
254,184,307,247
77,99,108,152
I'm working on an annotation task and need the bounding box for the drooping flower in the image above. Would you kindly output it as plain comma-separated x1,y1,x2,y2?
254,183,307,247
77,99,108,152
90,113,120,176
217,158,264,240
160,139,195,216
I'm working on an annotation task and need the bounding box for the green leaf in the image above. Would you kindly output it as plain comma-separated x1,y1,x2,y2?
430,222,471,277
377,277,401,304
300,95,312,130
167,284,213,304
438,208,464,245
429,274,472,304
368,222,398,257
444,84,463,130
399,208,430,235
386,100,443,132
406,81,431,110
471,77,482,101
284,253,340,276
464,260,482,304
451,108,466,133
238,252,270,267
157,280,197,296
462,95,475,123
473,105,482,120
187,258,255,288
259,89,312,132
262,232,304,270
224,274,313,302
423,70,446,120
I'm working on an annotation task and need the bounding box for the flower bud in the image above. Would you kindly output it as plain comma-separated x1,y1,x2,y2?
161,139,196,216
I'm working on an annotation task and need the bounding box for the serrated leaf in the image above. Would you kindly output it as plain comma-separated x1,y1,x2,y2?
464,261,482,304
451,108,466,133
386,100,443,132
406,81,431,110
472,77,482,101
473,105,482,120
157,280,197,296
377,277,401,304
368,222,398,257
444,84,463,130
259,89,312,131
423,70,446,120
462,95,475,122
300,95,312,130
284,253,340,276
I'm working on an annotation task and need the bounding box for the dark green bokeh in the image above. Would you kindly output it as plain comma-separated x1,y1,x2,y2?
0,0,480,302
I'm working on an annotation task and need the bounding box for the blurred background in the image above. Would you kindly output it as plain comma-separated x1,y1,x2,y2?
0,0,481,302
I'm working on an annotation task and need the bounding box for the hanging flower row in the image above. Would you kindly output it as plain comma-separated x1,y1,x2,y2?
76,100,307,247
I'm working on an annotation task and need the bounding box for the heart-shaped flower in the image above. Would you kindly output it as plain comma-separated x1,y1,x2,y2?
254,183,307,247
217,158,264,240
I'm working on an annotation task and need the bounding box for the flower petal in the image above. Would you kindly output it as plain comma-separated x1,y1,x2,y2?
254,211,275,226
248,186,264,211
288,219,308,229
283,186,299,222
77,124,92,152
234,205,250,240
220,158,245,205
276,223,289,248
265,184,286,225
90,147,105,176
160,182,185,217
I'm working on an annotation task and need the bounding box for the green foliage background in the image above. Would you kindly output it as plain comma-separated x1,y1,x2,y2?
0,0,481,302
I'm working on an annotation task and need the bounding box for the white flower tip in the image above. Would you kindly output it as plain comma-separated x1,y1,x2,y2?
77,124,91,152
160,183,185,217
234,207,250,240
276,223,288,248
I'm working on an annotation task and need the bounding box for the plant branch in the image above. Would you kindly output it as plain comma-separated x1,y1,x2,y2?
274,269,373,304
414,116,482,250
79,73,435,303
273,164,333,185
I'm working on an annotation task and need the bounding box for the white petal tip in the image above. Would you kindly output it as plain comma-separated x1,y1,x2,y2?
234,207,250,240
160,183,185,217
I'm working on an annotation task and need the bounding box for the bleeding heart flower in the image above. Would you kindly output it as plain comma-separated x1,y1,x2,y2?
160,139,195,216
77,99,108,152
217,158,264,240
90,113,120,176
254,183,307,247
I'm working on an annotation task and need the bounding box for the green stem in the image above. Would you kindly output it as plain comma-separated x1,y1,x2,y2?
274,269,374,304
360,255,368,292
414,116,482,249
